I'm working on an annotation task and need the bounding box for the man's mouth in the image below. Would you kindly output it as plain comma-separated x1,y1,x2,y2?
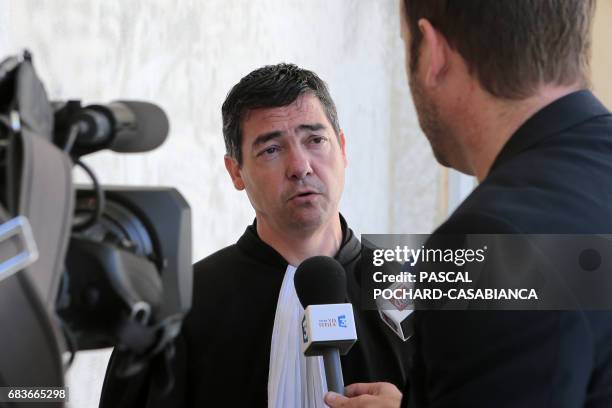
290,190,319,200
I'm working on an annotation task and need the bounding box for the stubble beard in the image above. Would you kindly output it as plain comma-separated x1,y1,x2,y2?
409,71,452,168
283,194,330,232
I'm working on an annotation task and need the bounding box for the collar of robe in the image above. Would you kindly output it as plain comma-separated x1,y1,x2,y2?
236,213,361,271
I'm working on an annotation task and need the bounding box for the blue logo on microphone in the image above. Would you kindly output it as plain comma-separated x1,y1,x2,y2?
338,315,347,328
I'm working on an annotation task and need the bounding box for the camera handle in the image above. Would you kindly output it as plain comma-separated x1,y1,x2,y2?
0,215,39,282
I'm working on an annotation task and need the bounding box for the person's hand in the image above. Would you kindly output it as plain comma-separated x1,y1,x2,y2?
324,382,402,408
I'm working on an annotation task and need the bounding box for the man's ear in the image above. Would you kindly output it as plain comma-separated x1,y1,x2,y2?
224,154,245,190
418,18,449,88
338,130,348,168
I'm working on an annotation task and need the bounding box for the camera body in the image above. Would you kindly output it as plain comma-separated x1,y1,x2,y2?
0,51,192,406
60,187,191,352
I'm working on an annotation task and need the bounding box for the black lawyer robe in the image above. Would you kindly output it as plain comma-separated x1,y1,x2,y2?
99,216,410,407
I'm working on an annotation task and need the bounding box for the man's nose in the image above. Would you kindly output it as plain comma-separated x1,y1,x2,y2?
285,147,313,180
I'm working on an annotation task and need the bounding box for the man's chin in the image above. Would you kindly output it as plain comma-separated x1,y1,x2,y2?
432,147,451,167
431,146,474,175
285,208,327,231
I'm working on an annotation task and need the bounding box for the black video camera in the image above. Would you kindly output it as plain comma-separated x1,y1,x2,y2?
0,51,192,406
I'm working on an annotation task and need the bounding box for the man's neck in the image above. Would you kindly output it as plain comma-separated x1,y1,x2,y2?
256,214,343,267
462,84,584,182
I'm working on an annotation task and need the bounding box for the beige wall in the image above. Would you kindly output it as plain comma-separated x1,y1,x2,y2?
592,0,612,106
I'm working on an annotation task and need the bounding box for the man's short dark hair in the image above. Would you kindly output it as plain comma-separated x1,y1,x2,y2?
221,63,340,165
403,0,596,99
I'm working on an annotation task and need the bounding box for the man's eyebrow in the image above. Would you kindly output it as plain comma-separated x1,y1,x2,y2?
252,131,283,150
251,123,327,150
296,123,326,133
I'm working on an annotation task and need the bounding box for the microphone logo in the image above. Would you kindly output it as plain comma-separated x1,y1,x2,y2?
338,315,347,328
318,318,338,328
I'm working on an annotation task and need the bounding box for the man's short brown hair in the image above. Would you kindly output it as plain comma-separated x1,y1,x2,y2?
222,63,340,165
403,0,596,99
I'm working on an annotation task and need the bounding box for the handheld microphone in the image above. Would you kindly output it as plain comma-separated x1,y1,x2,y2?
294,256,357,395
55,100,169,156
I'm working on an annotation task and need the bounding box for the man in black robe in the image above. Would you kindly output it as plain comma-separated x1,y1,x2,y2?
100,63,409,407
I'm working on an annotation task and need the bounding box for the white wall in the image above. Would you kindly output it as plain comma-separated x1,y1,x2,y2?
1,1,441,407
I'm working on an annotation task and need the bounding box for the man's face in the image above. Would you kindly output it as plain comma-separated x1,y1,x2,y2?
226,93,347,233
399,0,454,168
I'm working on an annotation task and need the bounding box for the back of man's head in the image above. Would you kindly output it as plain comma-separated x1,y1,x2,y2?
402,0,596,99
222,63,340,165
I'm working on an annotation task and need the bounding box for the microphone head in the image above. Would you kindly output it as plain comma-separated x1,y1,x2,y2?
294,256,347,307
110,101,169,152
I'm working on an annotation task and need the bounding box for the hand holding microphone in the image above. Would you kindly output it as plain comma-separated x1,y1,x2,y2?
324,382,402,408
294,256,403,408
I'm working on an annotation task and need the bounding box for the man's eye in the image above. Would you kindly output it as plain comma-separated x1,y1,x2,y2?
258,146,279,157
310,136,326,144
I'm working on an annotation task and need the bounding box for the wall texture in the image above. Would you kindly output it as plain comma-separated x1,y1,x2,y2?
0,1,440,407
